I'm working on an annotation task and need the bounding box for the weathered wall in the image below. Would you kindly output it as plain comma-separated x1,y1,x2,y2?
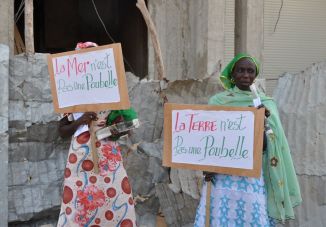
0,0,14,53
8,53,224,226
8,54,66,226
147,0,225,80
0,44,10,227
235,0,264,64
273,63,326,227
0,1,14,224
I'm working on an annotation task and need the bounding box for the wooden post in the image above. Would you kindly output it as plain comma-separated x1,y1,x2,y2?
14,24,25,54
90,122,99,174
24,0,34,57
205,181,212,227
136,0,165,81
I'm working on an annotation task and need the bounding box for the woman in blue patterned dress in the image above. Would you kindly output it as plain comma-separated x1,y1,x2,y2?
194,54,302,227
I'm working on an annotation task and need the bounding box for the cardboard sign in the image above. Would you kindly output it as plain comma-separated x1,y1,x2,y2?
163,103,265,178
47,43,130,113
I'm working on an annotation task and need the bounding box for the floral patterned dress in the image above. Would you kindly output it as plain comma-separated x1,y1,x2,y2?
57,111,136,227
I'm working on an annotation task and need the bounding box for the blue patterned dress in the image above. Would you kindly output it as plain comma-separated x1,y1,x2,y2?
194,172,275,227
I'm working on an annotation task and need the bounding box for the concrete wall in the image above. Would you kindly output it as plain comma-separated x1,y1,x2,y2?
0,1,14,224
147,0,264,80
0,44,9,227
147,0,225,80
0,0,14,54
273,63,326,227
235,0,264,67
8,54,66,225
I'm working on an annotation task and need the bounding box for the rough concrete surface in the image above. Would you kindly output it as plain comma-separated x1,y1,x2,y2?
0,44,9,227
8,54,67,226
148,0,224,80
0,0,14,53
273,62,326,227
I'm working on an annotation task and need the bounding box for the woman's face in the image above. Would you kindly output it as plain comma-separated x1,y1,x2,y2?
231,58,257,91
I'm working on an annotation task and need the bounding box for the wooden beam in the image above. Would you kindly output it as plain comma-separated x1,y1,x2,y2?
14,24,25,55
136,0,166,81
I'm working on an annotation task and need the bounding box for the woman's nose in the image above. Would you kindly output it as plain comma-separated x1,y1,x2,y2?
242,71,250,78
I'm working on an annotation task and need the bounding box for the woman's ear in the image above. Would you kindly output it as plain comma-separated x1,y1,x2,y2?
230,68,236,82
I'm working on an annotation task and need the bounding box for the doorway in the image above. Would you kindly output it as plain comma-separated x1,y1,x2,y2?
15,0,148,78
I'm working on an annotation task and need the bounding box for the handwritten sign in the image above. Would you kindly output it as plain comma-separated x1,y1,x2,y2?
47,43,130,113
163,103,265,178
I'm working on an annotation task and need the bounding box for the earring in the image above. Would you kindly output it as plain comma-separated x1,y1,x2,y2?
230,78,235,84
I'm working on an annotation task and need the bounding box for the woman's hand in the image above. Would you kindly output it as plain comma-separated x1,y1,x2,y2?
257,104,270,118
76,112,98,126
264,108,270,118
58,112,97,138
203,171,215,182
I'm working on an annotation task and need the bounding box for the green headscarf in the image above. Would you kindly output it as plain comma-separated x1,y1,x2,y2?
220,53,260,89
106,108,138,126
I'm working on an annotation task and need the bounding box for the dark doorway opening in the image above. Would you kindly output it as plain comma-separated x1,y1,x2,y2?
15,0,148,78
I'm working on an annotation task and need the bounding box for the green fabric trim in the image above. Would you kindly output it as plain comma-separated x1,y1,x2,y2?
106,108,138,126
208,87,302,221
220,53,260,89
105,108,138,141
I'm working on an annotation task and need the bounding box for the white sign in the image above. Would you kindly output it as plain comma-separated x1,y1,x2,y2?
171,110,255,169
52,48,120,108
48,44,130,113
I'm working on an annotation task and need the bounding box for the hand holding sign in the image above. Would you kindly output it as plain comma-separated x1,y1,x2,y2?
48,43,131,174
76,112,98,125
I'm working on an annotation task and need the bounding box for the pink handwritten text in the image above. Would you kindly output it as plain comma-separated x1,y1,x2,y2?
54,57,90,78
174,112,217,133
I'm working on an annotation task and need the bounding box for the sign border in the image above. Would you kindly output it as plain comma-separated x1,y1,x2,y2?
163,103,265,178
47,43,130,113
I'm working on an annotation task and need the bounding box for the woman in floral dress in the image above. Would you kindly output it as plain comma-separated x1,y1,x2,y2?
57,110,136,227
56,42,136,227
